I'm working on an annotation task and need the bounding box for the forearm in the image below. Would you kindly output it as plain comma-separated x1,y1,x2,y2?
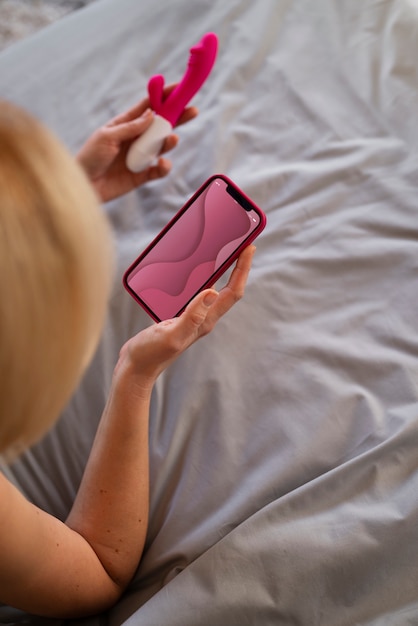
50,248,253,606
0,251,253,619
66,356,153,591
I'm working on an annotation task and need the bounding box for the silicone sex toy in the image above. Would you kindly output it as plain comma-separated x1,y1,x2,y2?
126,32,218,173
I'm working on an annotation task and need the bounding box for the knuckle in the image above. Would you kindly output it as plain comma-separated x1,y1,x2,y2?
166,338,184,355
230,287,244,303
199,321,213,338
236,289,245,301
189,310,206,327
157,324,184,354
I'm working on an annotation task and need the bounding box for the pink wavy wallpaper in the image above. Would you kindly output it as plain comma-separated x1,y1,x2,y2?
127,179,259,319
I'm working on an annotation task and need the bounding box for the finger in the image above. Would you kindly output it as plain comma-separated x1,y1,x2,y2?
107,82,199,128
160,134,179,154
170,245,255,343
149,246,255,363
185,289,219,326
105,109,154,143
107,85,178,127
204,245,256,321
106,98,150,126
224,245,255,296
129,157,172,186
175,106,199,127
164,289,219,349
148,156,172,179
106,116,179,154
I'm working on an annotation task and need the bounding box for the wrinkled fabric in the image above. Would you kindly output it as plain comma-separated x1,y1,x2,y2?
1,0,418,624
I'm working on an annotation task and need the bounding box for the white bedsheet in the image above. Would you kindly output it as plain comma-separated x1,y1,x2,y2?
1,0,418,624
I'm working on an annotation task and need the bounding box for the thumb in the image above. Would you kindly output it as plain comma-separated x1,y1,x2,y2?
189,290,219,323
173,289,219,344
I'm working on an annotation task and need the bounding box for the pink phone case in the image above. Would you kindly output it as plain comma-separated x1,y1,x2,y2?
123,174,266,321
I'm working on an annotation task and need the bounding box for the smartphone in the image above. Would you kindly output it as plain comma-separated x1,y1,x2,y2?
123,174,266,321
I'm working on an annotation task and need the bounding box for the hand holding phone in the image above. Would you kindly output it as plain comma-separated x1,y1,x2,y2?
123,175,266,321
120,245,255,382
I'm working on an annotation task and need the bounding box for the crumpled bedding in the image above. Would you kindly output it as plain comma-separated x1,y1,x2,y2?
1,0,418,624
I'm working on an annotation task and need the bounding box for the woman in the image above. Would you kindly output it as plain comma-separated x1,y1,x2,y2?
0,93,254,618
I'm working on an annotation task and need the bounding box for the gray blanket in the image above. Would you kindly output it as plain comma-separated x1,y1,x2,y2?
1,0,418,624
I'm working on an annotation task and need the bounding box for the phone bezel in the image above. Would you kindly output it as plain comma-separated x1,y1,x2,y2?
123,174,266,321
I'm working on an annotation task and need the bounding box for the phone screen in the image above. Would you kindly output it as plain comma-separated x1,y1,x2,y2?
124,176,265,321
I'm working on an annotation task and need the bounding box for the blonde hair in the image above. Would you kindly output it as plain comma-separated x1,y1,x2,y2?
0,101,114,459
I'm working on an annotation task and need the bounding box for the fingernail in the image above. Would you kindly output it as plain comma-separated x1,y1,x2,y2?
203,292,218,308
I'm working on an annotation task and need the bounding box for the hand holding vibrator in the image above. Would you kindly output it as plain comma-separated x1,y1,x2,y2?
126,32,218,173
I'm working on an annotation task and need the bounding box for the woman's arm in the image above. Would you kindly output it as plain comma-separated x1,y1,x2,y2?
0,246,254,619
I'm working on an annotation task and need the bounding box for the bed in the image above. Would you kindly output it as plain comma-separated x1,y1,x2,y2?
1,0,418,623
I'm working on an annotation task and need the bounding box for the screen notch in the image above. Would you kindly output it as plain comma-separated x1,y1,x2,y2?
226,183,253,212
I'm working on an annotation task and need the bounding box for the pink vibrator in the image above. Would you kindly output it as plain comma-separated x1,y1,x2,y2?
126,32,218,173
